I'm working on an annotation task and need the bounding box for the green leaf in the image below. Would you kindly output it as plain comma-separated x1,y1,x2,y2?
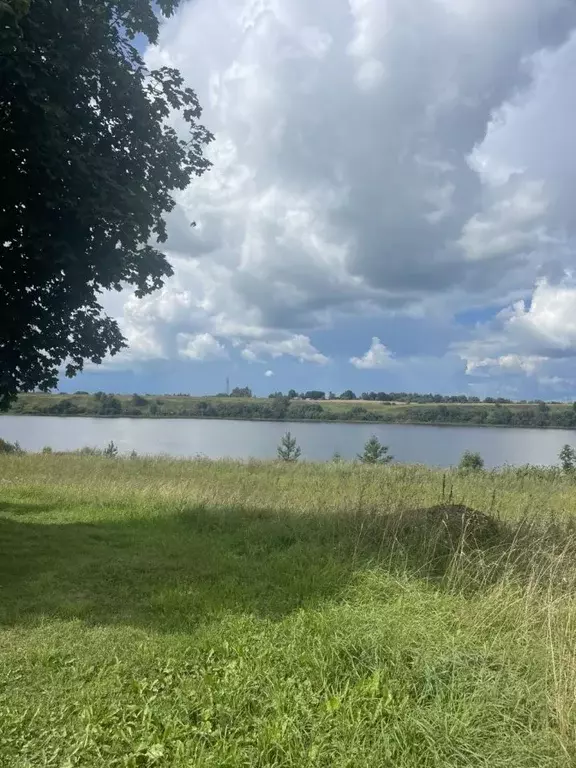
0,0,212,409
324,695,341,713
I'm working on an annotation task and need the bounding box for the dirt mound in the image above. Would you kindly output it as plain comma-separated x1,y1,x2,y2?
427,504,501,542
395,504,502,549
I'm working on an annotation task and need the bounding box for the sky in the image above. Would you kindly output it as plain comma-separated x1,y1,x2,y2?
68,0,576,398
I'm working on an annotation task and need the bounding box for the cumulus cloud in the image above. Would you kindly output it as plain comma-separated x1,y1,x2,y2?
178,333,228,361
456,277,576,382
350,337,395,369
464,354,547,377
241,335,329,365
102,0,576,375
264,369,274,377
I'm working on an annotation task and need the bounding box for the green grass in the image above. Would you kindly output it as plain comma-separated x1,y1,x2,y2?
12,391,572,418
2,455,576,766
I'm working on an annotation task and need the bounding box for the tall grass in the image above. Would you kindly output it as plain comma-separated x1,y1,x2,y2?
1,454,576,766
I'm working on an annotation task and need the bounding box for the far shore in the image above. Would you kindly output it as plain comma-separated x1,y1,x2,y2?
4,410,576,431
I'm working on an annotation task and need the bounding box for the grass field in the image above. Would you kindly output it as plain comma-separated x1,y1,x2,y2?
2,454,576,766
9,392,576,432
13,392,572,414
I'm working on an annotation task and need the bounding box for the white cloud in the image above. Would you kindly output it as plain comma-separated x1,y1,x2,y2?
177,333,228,361
242,334,329,365
264,369,274,377
100,1,576,370
464,354,547,376
457,276,576,378
458,179,551,262
241,348,259,362
84,310,167,370
350,337,395,369
503,280,576,352
538,375,574,390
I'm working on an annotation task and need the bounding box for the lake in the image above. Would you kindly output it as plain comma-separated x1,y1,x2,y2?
0,415,573,467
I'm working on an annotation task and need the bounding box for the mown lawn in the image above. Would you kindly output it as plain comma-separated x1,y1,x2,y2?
1,455,576,766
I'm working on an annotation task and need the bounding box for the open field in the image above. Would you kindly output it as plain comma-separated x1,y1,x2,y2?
11,392,574,412
2,454,576,766
8,392,576,428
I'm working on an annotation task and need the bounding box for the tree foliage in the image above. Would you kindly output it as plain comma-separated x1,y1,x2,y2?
559,444,576,472
230,387,253,398
357,435,393,465
277,431,301,462
0,0,213,409
0,436,23,454
303,390,325,400
9,393,576,430
458,451,484,471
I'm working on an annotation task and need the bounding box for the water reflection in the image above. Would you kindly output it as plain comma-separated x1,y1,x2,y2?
0,415,572,468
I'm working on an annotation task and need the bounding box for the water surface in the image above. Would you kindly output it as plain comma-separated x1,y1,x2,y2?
0,415,573,468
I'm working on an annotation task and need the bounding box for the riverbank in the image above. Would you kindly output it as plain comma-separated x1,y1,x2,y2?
1,454,576,766
9,392,576,429
7,410,576,431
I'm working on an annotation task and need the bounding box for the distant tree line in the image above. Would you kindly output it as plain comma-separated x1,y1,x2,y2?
269,389,519,404
156,385,565,406
268,389,566,405
8,391,576,428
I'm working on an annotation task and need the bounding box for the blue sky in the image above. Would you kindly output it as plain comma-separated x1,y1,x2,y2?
65,0,576,398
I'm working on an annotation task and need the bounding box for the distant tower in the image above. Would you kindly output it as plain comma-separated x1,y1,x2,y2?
226,376,230,396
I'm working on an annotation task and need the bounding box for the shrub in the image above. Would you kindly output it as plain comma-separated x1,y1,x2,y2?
277,431,301,462
96,394,122,415
559,444,576,472
0,438,23,454
76,446,102,456
41,446,53,454
103,441,119,458
459,450,484,471
357,435,393,464
346,406,370,421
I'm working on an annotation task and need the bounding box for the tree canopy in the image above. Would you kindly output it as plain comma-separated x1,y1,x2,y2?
0,0,213,409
